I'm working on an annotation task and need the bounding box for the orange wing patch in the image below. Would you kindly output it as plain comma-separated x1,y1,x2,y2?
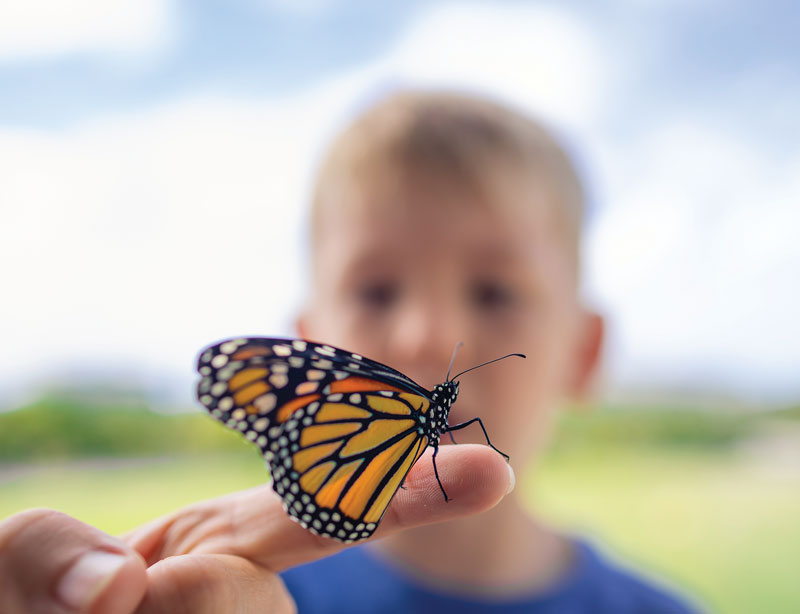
315,459,363,508
340,419,415,457
299,461,337,494
233,380,271,405
329,377,405,395
339,432,420,519
366,395,412,416
293,441,343,473
364,435,427,522
232,346,272,360
229,367,269,391
316,403,372,422
399,392,430,414
276,394,322,422
300,422,362,447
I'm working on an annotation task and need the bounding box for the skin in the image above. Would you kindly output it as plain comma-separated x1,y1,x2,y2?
299,169,603,595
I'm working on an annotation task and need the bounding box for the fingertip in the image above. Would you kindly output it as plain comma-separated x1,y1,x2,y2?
383,444,514,532
88,550,148,614
56,549,147,614
444,444,514,511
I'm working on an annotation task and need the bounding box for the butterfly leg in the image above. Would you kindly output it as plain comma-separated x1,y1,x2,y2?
445,418,510,461
448,431,458,445
431,444,450,502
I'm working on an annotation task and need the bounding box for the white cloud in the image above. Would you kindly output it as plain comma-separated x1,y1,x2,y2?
0,94,331,401
369,2,611,133
586,118,800,398
0,0,173,60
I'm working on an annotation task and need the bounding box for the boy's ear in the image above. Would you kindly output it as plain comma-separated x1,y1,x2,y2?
569,310,604,400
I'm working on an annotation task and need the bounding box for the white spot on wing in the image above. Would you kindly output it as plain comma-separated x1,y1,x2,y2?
254,393,277,412
220,341,238,354
269,373,289,388
210,382,227,397
273,345,292,357
211,354,228,368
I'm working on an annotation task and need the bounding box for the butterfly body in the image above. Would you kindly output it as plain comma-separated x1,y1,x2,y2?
196,337,510,542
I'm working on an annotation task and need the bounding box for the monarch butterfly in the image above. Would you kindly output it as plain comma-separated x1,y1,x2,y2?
196,337,523,542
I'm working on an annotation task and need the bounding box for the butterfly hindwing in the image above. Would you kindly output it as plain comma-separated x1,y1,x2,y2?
268,389,430,541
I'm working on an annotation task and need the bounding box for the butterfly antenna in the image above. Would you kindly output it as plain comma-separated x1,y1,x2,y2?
446,341,464,382
451,353,526,381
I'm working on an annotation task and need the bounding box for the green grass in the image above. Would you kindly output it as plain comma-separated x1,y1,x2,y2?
2,446,798,613
0,453,267,533
528,448,800,613
0,398,245,461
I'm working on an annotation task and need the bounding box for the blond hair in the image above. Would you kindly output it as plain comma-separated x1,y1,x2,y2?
310,90,584,267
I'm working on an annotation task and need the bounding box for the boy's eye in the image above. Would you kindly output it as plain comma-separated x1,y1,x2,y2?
356,282,398,309
469,280,516,310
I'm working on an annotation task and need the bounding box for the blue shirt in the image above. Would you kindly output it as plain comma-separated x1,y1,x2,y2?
281,539,699,613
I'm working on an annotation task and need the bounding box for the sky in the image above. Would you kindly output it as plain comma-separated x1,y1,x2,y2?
1,0,798,408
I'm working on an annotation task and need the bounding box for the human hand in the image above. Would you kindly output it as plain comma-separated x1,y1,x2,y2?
0,444,513,613
0,508,146,614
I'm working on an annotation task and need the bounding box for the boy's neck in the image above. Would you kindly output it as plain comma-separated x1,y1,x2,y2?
370,496,574,596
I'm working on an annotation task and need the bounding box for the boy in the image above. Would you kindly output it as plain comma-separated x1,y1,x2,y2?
282,90,697,612
0,90,696,613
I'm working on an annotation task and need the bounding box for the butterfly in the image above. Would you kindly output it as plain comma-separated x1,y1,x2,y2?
196,337,523,542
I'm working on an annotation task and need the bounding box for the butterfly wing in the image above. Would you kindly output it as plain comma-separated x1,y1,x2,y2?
271,389,430,541
196,337,434,541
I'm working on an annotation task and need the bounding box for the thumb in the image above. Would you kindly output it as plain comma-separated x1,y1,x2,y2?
0,509,147,614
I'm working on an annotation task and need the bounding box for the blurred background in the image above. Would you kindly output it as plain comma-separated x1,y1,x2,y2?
1,1,798,612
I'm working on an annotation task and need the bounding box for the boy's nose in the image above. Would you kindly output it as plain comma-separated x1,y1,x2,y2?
389,297,464,384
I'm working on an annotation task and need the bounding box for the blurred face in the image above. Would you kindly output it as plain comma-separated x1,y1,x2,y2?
299,173,598,466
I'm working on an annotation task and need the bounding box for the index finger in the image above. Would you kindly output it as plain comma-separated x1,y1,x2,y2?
124,444,513,572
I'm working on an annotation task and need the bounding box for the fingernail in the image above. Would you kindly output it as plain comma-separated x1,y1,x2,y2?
57,550,127,610
506,462,516,495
